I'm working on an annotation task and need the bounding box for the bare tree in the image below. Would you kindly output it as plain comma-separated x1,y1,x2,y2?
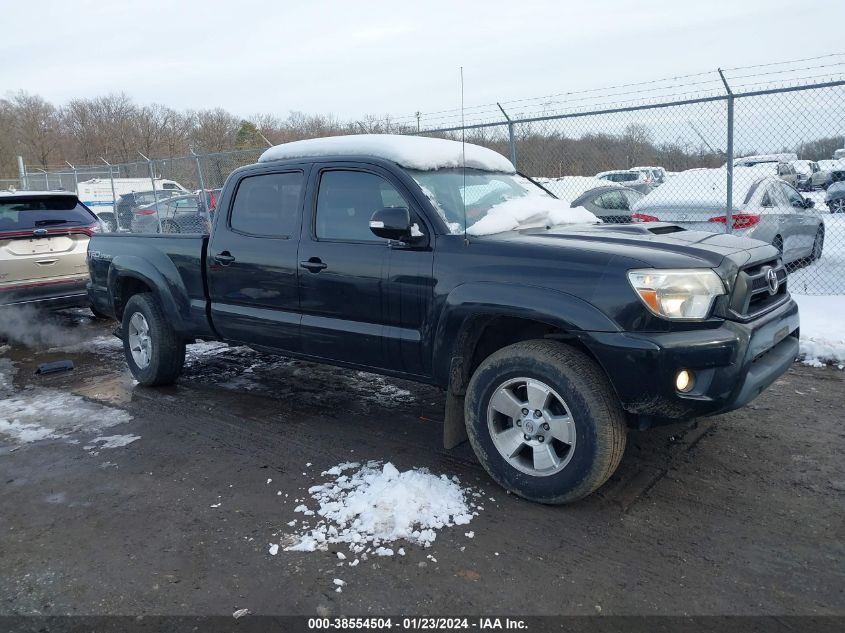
9,91,61,168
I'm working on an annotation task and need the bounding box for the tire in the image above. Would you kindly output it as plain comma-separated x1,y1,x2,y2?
121,293,185,386
830,198,845,214
773,235,784,255
464,340,627,504
810,228,824,262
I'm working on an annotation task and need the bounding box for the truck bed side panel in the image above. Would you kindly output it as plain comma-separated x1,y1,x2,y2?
88,234,213,339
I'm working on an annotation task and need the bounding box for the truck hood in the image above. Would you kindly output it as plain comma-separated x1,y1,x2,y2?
483,222,778,270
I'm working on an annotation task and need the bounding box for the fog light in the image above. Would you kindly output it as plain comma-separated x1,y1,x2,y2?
675,369,694,392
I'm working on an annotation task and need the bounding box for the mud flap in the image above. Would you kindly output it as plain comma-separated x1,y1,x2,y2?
443,388,467,449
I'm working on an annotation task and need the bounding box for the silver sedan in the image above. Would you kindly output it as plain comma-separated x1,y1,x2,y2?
631,170,825,266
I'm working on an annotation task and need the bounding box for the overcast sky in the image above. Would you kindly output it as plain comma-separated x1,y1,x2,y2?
2,0,843,123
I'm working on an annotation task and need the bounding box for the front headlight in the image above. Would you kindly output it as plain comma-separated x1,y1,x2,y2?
627,269,726,320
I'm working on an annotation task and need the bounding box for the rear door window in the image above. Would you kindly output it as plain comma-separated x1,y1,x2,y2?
0,196,97,232
229,172,304,237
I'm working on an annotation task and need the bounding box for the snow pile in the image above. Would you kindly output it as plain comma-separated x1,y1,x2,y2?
467,196,598,236
282,461,480,554
793,294,845,367
259,134,515,174
0,389,133,444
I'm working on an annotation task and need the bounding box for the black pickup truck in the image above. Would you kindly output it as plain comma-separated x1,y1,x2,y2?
87,135,800,504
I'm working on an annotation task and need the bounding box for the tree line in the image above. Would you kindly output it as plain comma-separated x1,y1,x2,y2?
1,90,842,181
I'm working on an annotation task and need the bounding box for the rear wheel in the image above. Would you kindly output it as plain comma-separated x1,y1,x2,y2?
465,340,626,504
122,293,185,386
830,198,845,214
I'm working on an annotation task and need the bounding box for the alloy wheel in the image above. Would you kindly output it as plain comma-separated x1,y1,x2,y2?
486,377,577,477
128,312,152,369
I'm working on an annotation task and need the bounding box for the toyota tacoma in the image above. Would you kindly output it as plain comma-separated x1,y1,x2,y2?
87,135,800,504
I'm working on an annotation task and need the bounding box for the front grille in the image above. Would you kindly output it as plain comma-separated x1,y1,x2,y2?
728,258,789,320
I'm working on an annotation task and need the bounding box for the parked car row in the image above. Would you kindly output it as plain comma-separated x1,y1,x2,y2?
547,163,827,267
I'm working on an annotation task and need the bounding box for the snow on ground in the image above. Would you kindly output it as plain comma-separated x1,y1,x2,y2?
787,214,845,295
44,335,123,355
259,134,515,174
0,389,133,445
793,294,845,367
0,358,16,395
279,461,481,556
85,434,141,449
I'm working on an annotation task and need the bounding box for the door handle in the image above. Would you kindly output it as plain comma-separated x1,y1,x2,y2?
300,258,327,272
213,251,236,265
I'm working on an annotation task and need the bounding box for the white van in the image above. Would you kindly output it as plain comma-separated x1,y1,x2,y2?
834,149,845,160
77,178,188,229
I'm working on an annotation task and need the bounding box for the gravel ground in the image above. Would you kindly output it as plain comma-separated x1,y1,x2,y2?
0,310,843,617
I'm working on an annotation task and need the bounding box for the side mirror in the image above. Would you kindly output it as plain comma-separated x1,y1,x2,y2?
369,207,414,241
804,197,815,208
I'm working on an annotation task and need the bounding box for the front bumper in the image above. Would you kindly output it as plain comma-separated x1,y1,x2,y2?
583,298,800,424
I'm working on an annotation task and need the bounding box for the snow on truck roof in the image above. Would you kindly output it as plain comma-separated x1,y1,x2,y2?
258,134,516,173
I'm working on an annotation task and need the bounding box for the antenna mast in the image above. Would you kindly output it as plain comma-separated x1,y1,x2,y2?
461,66,467,244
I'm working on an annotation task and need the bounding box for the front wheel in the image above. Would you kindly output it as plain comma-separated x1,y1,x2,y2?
830,198,845,214
465,340,627,504
122,293,185,386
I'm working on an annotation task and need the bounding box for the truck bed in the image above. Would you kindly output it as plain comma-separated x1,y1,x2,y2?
87,233,215,339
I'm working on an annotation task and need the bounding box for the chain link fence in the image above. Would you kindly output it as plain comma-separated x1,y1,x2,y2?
415,77,845,296
9,70,845,295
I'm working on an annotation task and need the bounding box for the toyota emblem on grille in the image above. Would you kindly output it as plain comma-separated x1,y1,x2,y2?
765,268,779,295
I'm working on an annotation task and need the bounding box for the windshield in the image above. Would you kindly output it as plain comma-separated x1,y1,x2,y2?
409,169,598,235
409,170,548,231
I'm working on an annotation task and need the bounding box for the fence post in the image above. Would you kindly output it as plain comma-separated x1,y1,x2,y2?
17,156,27,190
191,148,209,229
497,103,517,169
718,68,734,235
100,158,118,230
191,148,207,193
35,169,48,190
66,161,78,194
139,151,163,233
